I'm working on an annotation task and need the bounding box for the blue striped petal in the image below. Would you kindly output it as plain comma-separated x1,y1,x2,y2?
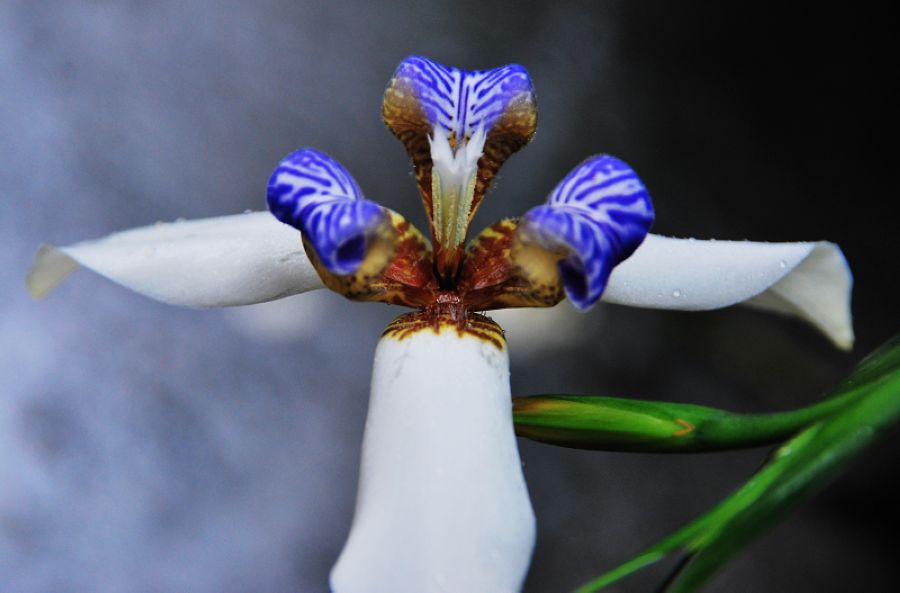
267,148,387,275
384,56,538,280
519,155,654,310
387,55,535,143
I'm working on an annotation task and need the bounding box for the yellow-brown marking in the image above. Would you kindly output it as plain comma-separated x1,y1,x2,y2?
455,219,565,310
673,418,695,437
383,309,506,350
304,209,437,308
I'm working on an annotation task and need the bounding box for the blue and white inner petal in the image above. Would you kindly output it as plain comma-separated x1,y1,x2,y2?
267,148,387,275
390,56,535,252
393,55,533,145
520,155,655,310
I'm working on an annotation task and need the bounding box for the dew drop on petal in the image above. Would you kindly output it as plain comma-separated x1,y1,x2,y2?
672,289,682,298
779,259,787,269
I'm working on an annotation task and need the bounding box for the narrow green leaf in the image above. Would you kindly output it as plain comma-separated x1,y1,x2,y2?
573,335,900,593
666,355,900,592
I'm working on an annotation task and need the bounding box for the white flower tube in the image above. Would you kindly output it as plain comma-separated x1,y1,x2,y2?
331,315,535,593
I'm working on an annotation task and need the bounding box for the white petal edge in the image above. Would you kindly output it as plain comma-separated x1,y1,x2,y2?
331,328,535,593
26,212,324,308
602,234,854,350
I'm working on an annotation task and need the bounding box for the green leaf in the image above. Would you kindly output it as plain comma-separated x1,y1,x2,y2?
572,335,900,593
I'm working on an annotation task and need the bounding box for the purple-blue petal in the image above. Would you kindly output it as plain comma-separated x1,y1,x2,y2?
521,155,654,309
390,55,534,139
267,148,385,275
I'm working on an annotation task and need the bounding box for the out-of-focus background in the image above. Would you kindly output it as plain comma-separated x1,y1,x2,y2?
1,2,896,591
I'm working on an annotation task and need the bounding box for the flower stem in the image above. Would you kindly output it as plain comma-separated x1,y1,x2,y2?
513,387,861,453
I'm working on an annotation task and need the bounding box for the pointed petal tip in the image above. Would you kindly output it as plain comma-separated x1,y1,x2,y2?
744,240,855,351
26,243,80,300
29,212,324,308
605,235,855,350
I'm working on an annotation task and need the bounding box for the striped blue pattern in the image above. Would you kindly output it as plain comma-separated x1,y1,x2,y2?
391,55,534,140
522,155,654,310
267,148,385,275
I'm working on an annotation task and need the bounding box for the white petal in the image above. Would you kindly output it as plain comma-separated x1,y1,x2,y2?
27,212,324,307
331,326,535,593
602,234,854,349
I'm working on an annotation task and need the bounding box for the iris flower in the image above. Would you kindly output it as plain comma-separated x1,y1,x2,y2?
27,56,852,593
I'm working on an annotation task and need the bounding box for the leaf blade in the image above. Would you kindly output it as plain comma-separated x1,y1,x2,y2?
572,335,900,593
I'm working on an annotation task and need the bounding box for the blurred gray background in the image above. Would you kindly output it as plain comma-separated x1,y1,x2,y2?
1,2,897,592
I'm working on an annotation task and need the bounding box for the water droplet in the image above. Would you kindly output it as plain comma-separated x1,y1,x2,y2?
688,237,696,242
243,209,252,214
779,259,787,269
672,289,682,298
174,217,186,223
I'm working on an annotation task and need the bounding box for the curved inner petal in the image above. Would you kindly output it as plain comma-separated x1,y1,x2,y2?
386,56,534,147
267,148,388,275
383,56,537,279
516,155,655,310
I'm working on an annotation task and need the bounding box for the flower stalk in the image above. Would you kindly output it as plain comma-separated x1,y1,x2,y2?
512,388,862,453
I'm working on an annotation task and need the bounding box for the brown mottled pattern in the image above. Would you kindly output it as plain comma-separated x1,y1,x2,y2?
380,211,436,293
459,219,518,290
456,219,564,310
383,310,506,350
382,78,537,281
302,205,564,311
382,81,436,241
303,210,437,308
469,95,537,227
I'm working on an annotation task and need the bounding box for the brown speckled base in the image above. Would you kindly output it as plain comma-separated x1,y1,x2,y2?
382,309,506,350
